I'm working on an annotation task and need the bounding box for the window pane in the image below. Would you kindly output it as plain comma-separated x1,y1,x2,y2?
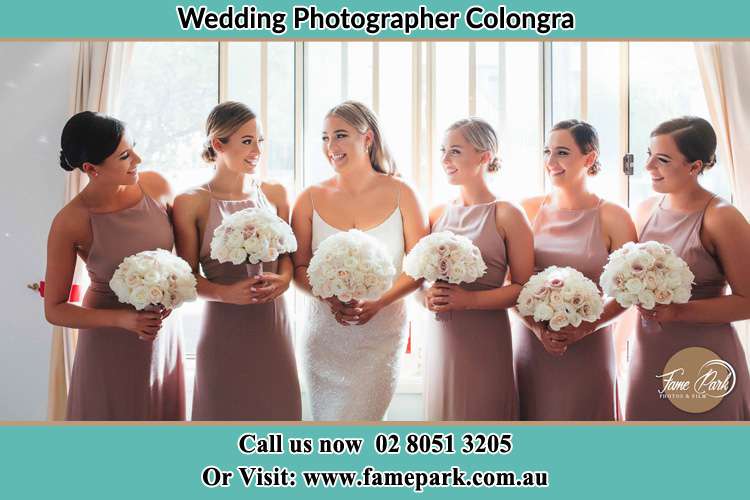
304,42,343,185
432,42,469,203
345,42,373,104
478,42,543,202
551,42,581,126
119,42,219,358
379,42,413,183
586,42,624,204
629,42,731,206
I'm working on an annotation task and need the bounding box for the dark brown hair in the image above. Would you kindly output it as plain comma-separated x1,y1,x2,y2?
550,119,601,176
202,101,257,163
59,111,125,172
650,116,717,174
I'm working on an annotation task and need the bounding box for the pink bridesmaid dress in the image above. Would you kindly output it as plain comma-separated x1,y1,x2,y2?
625,196,750,420
514,197,618,420
66,188,185,421
191,182,301,421
425,201,519,420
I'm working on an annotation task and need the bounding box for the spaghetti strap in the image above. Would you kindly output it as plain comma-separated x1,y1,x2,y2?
531,194,550,228
395,184,402,207
701,194,717,214
309,189,317,212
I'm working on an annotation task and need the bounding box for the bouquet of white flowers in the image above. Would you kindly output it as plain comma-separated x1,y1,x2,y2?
210,207,297,276
404,231,487,284
517,266,604,332
109,249,197,311
307,229,396,303
404,231,487,320
599,241,693,310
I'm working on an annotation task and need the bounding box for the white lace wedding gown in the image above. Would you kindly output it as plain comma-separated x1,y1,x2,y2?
301,205,408,421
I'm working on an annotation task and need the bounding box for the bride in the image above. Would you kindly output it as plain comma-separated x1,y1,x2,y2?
291,100,428,420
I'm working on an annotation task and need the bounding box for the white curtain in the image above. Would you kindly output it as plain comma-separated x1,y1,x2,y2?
48,41,134,420
695,42,750,365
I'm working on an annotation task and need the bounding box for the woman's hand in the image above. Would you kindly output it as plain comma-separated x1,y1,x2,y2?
425,282,474,313
637,304,681,323
530,321,567,356
555,321,597,347
324,297,385,326
115,309,163,341
218,277,264,305
249,272,291,304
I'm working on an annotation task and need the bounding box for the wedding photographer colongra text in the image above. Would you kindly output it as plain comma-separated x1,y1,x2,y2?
176,4,576,36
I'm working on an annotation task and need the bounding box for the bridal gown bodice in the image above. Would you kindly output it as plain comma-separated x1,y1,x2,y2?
300,205,408,421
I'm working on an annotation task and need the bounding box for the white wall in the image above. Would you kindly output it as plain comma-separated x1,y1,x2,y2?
0,42,76,420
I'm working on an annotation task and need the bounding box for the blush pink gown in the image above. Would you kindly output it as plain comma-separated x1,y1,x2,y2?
191,184,301,420
425,202,519,420
66,190,185,421
513,198,618,420
625,196,750,420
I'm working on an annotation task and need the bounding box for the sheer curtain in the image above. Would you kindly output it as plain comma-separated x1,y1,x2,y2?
695,42,750,364
47,42,134,420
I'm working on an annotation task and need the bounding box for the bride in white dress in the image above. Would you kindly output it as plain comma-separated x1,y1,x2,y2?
292,101,428,420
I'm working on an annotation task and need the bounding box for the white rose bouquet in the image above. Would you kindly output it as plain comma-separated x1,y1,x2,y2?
109,249,197,311
404,231,487,320
517,266,604,332
210,207,297,276
599,241,693,310
307,229,396,304
404,231,487,284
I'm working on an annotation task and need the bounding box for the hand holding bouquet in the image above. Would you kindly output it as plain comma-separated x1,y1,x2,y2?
404,231,487,319
599,241,693,310
307,229,395,305
210,207,297,276
109,249,197,311
517,266,604,332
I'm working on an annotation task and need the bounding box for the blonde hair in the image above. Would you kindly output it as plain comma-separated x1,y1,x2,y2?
326,100,396,175
202,101,257,163
447,117,500,172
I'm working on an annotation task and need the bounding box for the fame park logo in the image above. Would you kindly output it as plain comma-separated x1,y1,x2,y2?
657,347,736,413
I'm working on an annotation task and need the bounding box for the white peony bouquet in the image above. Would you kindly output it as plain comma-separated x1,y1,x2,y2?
307,229,396,303
109,249,197,311
403,231,487,284
210,207,297,275
517,266,604,332
599,241,693,310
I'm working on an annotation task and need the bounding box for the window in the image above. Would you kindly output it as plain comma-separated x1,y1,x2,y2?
119,41,733,419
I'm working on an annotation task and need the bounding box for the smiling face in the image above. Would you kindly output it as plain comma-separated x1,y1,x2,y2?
83,133,141,185
214,118,263,175
321,115,371,172
440,128,488,185
543,129,594,188
645,133,699,193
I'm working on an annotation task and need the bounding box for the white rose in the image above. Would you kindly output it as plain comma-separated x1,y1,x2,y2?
638,289,656,310
533,302,554,322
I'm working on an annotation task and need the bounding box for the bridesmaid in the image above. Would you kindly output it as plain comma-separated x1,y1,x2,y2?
626,116,750,420
291,101,428,420
45,111,184,420
173,101,301,420
423,118,534,420
515,119,637,421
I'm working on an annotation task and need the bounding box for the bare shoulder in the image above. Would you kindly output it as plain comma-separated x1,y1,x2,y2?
49,197,89,242
494,199,526,221
520,195,545,220
391,176,421,205
138,171,172,200
704,196,748,231
259,180,289,207
634,196,660,221
599,199,633,224
428,203,448,227
292,185,315,214
173,185,210,216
